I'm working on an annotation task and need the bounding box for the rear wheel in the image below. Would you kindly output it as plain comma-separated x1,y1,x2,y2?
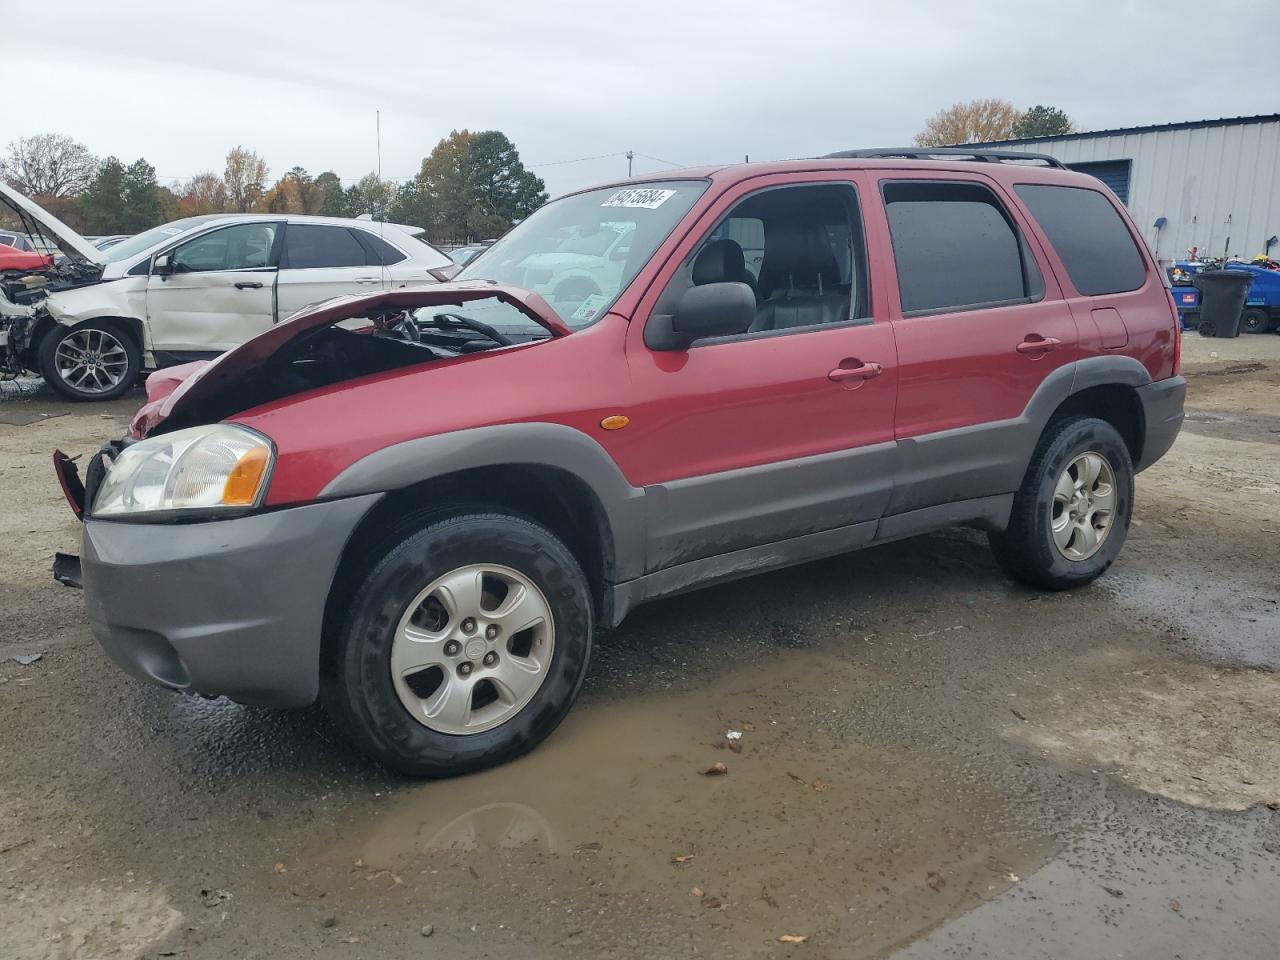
38,320,140,401
323,512,592,777
1241,308,1270,335
989,416,1134,590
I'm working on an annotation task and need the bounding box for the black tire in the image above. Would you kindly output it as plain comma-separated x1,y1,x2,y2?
1241,308,1270,335
38,319,141,402
323,511,592,777
988,416,1134,591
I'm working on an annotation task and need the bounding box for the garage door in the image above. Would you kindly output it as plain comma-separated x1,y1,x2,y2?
1068,160,1132,205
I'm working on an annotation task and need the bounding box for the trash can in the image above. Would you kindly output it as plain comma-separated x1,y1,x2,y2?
1192,270,1253,338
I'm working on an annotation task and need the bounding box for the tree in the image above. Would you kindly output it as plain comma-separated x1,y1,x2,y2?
0,133,98,198
1014,105,1075,140
180,172,228,215
79,157,127,233
223,146,268,212
914,99,1023,147
343,172,394,220
315,171,347,217
387,179,432,229
415,129,546,244
418,130,475,244
120,159,162,232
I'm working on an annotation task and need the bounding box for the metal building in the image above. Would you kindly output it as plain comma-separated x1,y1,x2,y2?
964,114,1280,265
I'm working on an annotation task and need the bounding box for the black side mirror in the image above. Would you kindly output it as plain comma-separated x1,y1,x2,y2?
152,253,173,277
646,282,756,351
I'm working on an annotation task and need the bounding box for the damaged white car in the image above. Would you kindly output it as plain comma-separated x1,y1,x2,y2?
0,183,454,401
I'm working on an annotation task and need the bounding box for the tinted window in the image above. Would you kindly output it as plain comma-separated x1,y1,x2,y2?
171,222,277,272
358,231,407,265
284,224,368,269
883,181,1041,315
1015,184,1146,296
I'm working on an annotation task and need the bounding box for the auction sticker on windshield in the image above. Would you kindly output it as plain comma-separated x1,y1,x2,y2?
601,188,676,210
571,294,609,323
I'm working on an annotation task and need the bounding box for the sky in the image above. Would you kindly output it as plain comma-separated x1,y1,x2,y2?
3,0,1276,199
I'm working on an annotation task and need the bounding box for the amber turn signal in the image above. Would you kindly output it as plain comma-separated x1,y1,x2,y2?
222,446,271,505
600,415,630,431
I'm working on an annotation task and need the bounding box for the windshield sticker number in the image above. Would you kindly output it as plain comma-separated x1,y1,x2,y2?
571,294,609,323
601,188,676,210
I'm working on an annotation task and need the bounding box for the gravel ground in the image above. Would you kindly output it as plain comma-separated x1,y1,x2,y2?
1,333,1278,959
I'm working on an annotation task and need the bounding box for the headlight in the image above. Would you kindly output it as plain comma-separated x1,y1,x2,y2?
92,424,274,519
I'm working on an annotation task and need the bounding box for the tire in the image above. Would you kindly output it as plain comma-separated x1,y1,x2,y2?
988,416,1134,591
38,319,141,401
1241,308,1270,335
323,511,592,777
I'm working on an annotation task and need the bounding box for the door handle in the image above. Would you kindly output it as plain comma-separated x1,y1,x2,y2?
1016,335,1062,355
354,277,381,285
828,359,883,382
234,281,263,290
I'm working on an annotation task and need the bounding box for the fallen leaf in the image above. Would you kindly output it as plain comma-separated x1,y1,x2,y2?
1010,708,1028,721
338,935,360,944
703,896,722,909
575,841,602,852
811,778,827,793
691,886,704,898
926,871,945,892
1102,886,1125,898
353,858,365,868
273,863,287,875
671,854,695,864
701,762,728,776
778,934,808,944
760,887,779,908
728,741,743,754
742,722,755,732
786,771,805,784
1170,898,1182,913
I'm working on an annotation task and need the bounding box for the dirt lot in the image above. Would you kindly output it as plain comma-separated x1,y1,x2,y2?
1,333,1278,960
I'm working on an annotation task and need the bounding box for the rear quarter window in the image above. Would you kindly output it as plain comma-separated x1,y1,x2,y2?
1014,184,1146,296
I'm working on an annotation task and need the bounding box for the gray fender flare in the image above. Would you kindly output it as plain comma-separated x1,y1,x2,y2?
319,422,648,582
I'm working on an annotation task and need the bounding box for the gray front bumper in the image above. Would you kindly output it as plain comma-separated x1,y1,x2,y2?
1135,375,1186,472
82,494,381,708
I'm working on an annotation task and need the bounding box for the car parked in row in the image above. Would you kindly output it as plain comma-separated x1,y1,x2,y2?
57,149,1184,777
0,183,455,400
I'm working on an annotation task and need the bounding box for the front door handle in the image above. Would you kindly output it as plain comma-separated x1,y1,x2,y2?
234,281,263,290
828,359,883,382
1016,335,1062,355
354,277,381,285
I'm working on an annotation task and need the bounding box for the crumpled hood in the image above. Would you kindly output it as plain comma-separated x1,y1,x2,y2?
131,282,569,438
0,182,105,266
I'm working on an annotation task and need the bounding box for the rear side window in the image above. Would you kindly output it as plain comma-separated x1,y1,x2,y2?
1015,184,1146,296
357,231,408,265
284,224,368,269
882,181,1043,315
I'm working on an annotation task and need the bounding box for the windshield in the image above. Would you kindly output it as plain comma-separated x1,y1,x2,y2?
456,180,707,327
101,216,223,264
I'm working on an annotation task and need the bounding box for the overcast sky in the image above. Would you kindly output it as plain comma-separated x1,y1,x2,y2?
4,0,1275,199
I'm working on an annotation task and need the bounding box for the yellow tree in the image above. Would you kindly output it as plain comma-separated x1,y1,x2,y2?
914,99,1023,146
223,146,268,212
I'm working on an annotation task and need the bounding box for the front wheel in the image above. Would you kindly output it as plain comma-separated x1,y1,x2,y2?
38,320,141,401
323,512,592,777
989,416,1134,590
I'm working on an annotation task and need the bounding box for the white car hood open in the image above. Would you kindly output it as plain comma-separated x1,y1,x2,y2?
0,182,105,265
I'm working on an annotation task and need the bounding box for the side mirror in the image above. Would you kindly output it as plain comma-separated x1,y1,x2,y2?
645,281,756,351
152,253,173,277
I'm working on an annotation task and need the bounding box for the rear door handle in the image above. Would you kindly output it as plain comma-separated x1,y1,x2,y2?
234,281,263,290
1016,335,1062,355
354,277,381,285
828,359,883,382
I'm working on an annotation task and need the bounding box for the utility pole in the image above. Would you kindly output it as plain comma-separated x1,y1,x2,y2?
626,150,634,177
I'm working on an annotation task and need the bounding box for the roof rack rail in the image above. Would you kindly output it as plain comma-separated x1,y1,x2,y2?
823,147,1067,169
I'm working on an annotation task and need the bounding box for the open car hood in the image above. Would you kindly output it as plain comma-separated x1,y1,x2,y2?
0,182,105,266
132,282,570,437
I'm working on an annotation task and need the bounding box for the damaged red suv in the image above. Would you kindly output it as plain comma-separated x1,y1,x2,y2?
55,150,1185,776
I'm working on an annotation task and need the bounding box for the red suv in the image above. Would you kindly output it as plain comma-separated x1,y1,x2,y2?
55,150,1185,776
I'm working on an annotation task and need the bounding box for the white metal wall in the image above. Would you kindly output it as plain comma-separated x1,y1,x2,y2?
986,119,1280,264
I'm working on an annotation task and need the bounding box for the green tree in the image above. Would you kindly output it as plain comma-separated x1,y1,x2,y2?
79,157,127,233
315,171,347,217
387,179,432,228
121,158,162,232
415,129,545,244
1013,105,1075,139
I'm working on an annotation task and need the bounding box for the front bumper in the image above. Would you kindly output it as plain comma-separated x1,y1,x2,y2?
81,494,381,707
1135,375,1186,472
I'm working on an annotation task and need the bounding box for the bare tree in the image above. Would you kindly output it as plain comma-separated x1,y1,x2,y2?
914,99,1023,147
0,133,99,198
223,146,268,213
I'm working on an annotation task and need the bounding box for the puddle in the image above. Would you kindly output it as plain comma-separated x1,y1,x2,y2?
1006,648,1280,811
315,652,1055,956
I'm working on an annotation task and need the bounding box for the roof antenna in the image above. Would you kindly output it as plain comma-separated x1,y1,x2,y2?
376,110,385,238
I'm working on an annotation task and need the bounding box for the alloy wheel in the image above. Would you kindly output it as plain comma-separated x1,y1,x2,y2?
1050,451,1117,561
53,328,130,394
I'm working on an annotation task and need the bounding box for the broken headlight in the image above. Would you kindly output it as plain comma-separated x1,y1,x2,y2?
91,424,274,519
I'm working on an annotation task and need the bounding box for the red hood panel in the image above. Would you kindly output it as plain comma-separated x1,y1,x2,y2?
130,283,566,437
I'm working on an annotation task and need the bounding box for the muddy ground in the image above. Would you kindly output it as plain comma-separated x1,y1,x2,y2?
1,333,1277,960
